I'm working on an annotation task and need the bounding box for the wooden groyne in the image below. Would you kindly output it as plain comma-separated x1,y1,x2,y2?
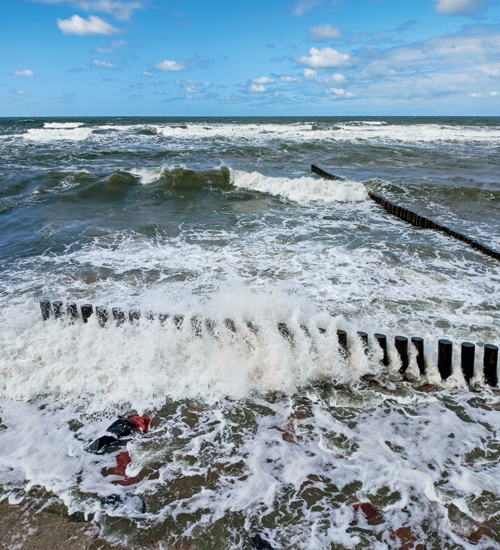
311,164,344,181
311,165,500,261
40,301,499,388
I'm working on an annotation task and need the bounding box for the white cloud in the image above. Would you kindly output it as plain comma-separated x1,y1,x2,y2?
14,69,34,76
295,47,351,69
280,75,301,82
112,39,126,48
308,23,341,42
249,83,266,93
143,71,152,77
293,0,319,16
252,76,275,84
155,60,186,72
28,0,142,21
331,72,346,83
93,59,116,67
478,65,500,77
491,91,498,95
96,47,114,53
175,79,212,93
57,14,120,36
435,0,486,15
17,90,26,95
330,87,354,98
304,68,319,79
77,1,142,21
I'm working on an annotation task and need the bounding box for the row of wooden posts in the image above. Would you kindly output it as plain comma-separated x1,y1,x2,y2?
310,164,500,262
40,301,499,387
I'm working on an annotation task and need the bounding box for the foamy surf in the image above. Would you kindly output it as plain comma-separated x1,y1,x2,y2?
23,127,93,141
1,115,500,549
231,169,367,202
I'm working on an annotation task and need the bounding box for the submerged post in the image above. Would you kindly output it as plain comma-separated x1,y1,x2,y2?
484,344,498,387
278,323,293,342
374,333,388,366
40,301,52,321
461,342,475,384
395,335,409,373
67,303,78,322
112,307,125,326
53,301,64,319
191,316,202,337
357,331,368,353
438,339,453,380
129,310,141,324
411,337,425,375
159,313,170,325
96,306,108,328
81,304,93,323
337,330,348,356
174,314,185,329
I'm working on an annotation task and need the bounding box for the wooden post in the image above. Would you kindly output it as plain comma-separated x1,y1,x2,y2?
191,316,202,337
53,301,64,319
159,313,169,325
40,301,52,321
374,333,388,366
337,329,347,355
173,314,185,329
112,307,125,326
81,304,93,323
461,342,475,384
411,337,425,375
129,310,141,323
484,344,498,387
395,336,408,373
96,306,108,328
205,318,216,334
357,331,368,353
278,323,293,342
67,303,78,322
438,339,453,380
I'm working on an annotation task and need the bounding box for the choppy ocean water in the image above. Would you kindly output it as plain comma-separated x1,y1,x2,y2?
0,116,500,549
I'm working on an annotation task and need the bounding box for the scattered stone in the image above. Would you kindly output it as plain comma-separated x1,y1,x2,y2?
251,533,274,549
107,418,133,439
88,435,124,454
352,502,384,526
102,494,146,513
389,527,424,549
130,416,150,434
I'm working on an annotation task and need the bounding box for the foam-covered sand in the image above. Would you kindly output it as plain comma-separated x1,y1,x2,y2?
0,501,125,550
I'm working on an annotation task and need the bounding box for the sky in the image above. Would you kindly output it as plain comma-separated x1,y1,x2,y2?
1,0,500,116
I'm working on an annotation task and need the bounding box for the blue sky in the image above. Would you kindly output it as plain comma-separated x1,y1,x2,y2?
1,0,500,115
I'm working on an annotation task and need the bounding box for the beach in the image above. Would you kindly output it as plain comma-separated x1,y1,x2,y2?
1,117,500,549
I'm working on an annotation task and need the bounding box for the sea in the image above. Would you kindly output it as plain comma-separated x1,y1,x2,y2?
0,116,500,549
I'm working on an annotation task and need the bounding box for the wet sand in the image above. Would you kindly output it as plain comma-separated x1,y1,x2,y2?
0,501,126,550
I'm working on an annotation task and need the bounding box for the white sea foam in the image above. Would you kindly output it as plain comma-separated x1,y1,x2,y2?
11,120,500,147
129,167,165,184
231,169,368,202
43,122,85,129
23,127,93,142
3,117,500,547
150,121,500,145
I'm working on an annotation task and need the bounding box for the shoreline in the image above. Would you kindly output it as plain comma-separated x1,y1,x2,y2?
0,501,127,550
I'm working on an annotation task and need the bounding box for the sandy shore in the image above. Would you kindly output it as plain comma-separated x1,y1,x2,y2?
0,501,127,550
